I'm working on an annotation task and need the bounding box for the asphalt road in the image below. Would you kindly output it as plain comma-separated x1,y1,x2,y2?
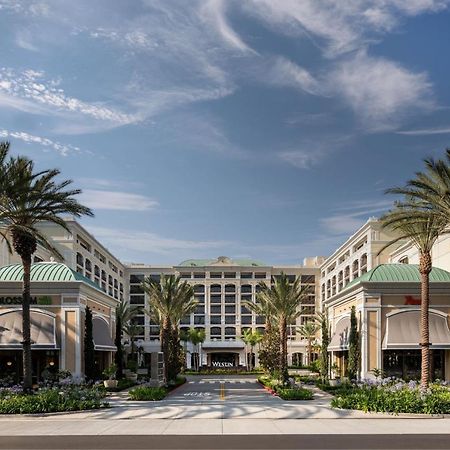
1,434,450,449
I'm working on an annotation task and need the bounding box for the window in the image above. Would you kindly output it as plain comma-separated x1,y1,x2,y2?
94,265,100,277
241,305,251,314
194,316,205,325
101,270,106,281
119,283,123,292
193,272,205,279
109,262,118,273
302,306,315,315
210,327,221,337
225,305,235,314
194,284,205,294
225,295,235,304
130,295,145,305
78,236,91,252
130,274,144,284
148,274,161,283
180,316,191,325
241,285,252,294
225,327,236,336
301,275,315,284
240,272,252,279
195,295,205,304
254,272,266,279
225,284,235,293
255,316,265,324
210,272,222,278
210,284,221,293
76,253,83,267
130,285,144,294
210,305,221,314
108,275,113,286
399,256,409,264
131,316,145,325
224,272,236,278
256,327,265,334
210,295,221,304
210,316,221,324
286,275,296,283
194,305,205,314
180,272,191,279
241,316,252,324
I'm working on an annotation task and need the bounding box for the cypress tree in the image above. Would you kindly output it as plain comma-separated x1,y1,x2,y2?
347,306,360,381
84,306,96,381
319,312,330,382
114,315,123,379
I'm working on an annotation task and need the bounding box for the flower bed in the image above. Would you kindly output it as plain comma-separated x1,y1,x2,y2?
258,375,313,400
331,379,450,415
128,386,167,401
0,385,108,414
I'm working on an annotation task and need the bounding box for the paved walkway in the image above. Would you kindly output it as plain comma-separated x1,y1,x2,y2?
0,375,448,437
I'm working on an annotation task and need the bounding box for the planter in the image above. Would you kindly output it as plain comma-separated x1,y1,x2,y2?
103,379,118,388
329,379,340,387
126,372,138,382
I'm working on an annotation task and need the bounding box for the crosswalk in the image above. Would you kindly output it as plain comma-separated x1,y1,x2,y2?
188,380,257,385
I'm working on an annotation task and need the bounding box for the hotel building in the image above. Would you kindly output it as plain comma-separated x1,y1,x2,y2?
322,218,450,381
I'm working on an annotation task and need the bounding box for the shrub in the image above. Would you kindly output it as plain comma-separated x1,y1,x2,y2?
276,388,313,400
129,386,167,401
167,375,186,390
331,379,450,415
0,385,108,414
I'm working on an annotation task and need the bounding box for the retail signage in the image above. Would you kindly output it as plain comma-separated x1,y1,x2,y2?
212,361,234,368
404,296,421,305
0,296,38,305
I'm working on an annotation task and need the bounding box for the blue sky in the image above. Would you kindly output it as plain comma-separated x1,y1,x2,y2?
1,1,450,265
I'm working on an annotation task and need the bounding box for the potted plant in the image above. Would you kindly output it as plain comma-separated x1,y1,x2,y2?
126,360,138,382
329,363,341,386
103,364,118,388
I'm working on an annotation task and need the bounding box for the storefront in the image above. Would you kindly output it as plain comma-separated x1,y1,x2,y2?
326,264,450,381
0,262,118,381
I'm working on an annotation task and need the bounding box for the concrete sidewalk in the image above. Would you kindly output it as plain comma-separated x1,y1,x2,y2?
0,417,449,436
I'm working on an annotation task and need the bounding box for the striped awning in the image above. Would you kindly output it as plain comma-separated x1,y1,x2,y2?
328,316,350,351
0,309,57,348
93,316,116,351
383,310,450,349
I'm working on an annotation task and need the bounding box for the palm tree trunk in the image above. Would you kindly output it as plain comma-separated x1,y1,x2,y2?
308,338,312,367
419,251,432,389
21,255,33,392
160,317,171,381
279,316,288,382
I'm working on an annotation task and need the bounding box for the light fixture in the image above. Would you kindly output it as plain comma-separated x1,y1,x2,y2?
49,361,55,366
6,361,12,366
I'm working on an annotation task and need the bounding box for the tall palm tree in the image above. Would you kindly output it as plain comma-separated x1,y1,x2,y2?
380,204,447,388
257,274,309,383
298,321,319,367
0,142,93,392
123,323,143,361
115,301,141,378
188,327,206,371
241,329,262,371
142,275,196,381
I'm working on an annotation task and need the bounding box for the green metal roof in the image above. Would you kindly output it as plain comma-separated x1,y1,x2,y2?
0,262,103,292
178,258,267,267
343,264,450,292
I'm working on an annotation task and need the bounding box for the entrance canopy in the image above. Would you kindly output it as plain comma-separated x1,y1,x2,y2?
92,316,116,351
202,341,244,350
0,309,57,349
383,310,450,349
328,316,350,351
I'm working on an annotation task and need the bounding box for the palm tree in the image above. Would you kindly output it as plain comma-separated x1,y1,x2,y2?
0,142,93,392
115,301,141,378
142,275,196,381
188,327,206,371
123,323,143,362
380,204,447,388
298,321,319,367
257,274,309,383
241,329,262,371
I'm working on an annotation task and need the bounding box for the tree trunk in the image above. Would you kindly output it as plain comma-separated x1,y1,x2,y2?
307,338,312,367
419,251,432,389
279,316,288,382
160,317,171,381
115,317,123,379
21,255,33,392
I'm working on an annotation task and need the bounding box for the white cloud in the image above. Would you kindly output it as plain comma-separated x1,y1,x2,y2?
397,126,450,135
279,150,322,170
244,0,450,56
329,52,434,130
200,0,254,53
0,68,135,125
85,225,229,258
79,190,159,212
267,57,323,96
0,129,80,156
320,199,392,235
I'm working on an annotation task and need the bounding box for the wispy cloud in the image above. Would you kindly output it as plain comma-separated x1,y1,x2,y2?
396,126,450,135
85,225,229,260
320,199,392,235
329,52,434,130
79,190,159,212
0,129,80,156
0,68,135,125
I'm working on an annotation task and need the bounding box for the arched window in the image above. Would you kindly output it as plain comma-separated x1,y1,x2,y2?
225,327,236,337
193,284,205,294
225,284,235,293
210,284,221,293
210,327,221,338
352,260,359,279
360,254,368,274
331,276,336,295
344,266,350,285
338,271,343,291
